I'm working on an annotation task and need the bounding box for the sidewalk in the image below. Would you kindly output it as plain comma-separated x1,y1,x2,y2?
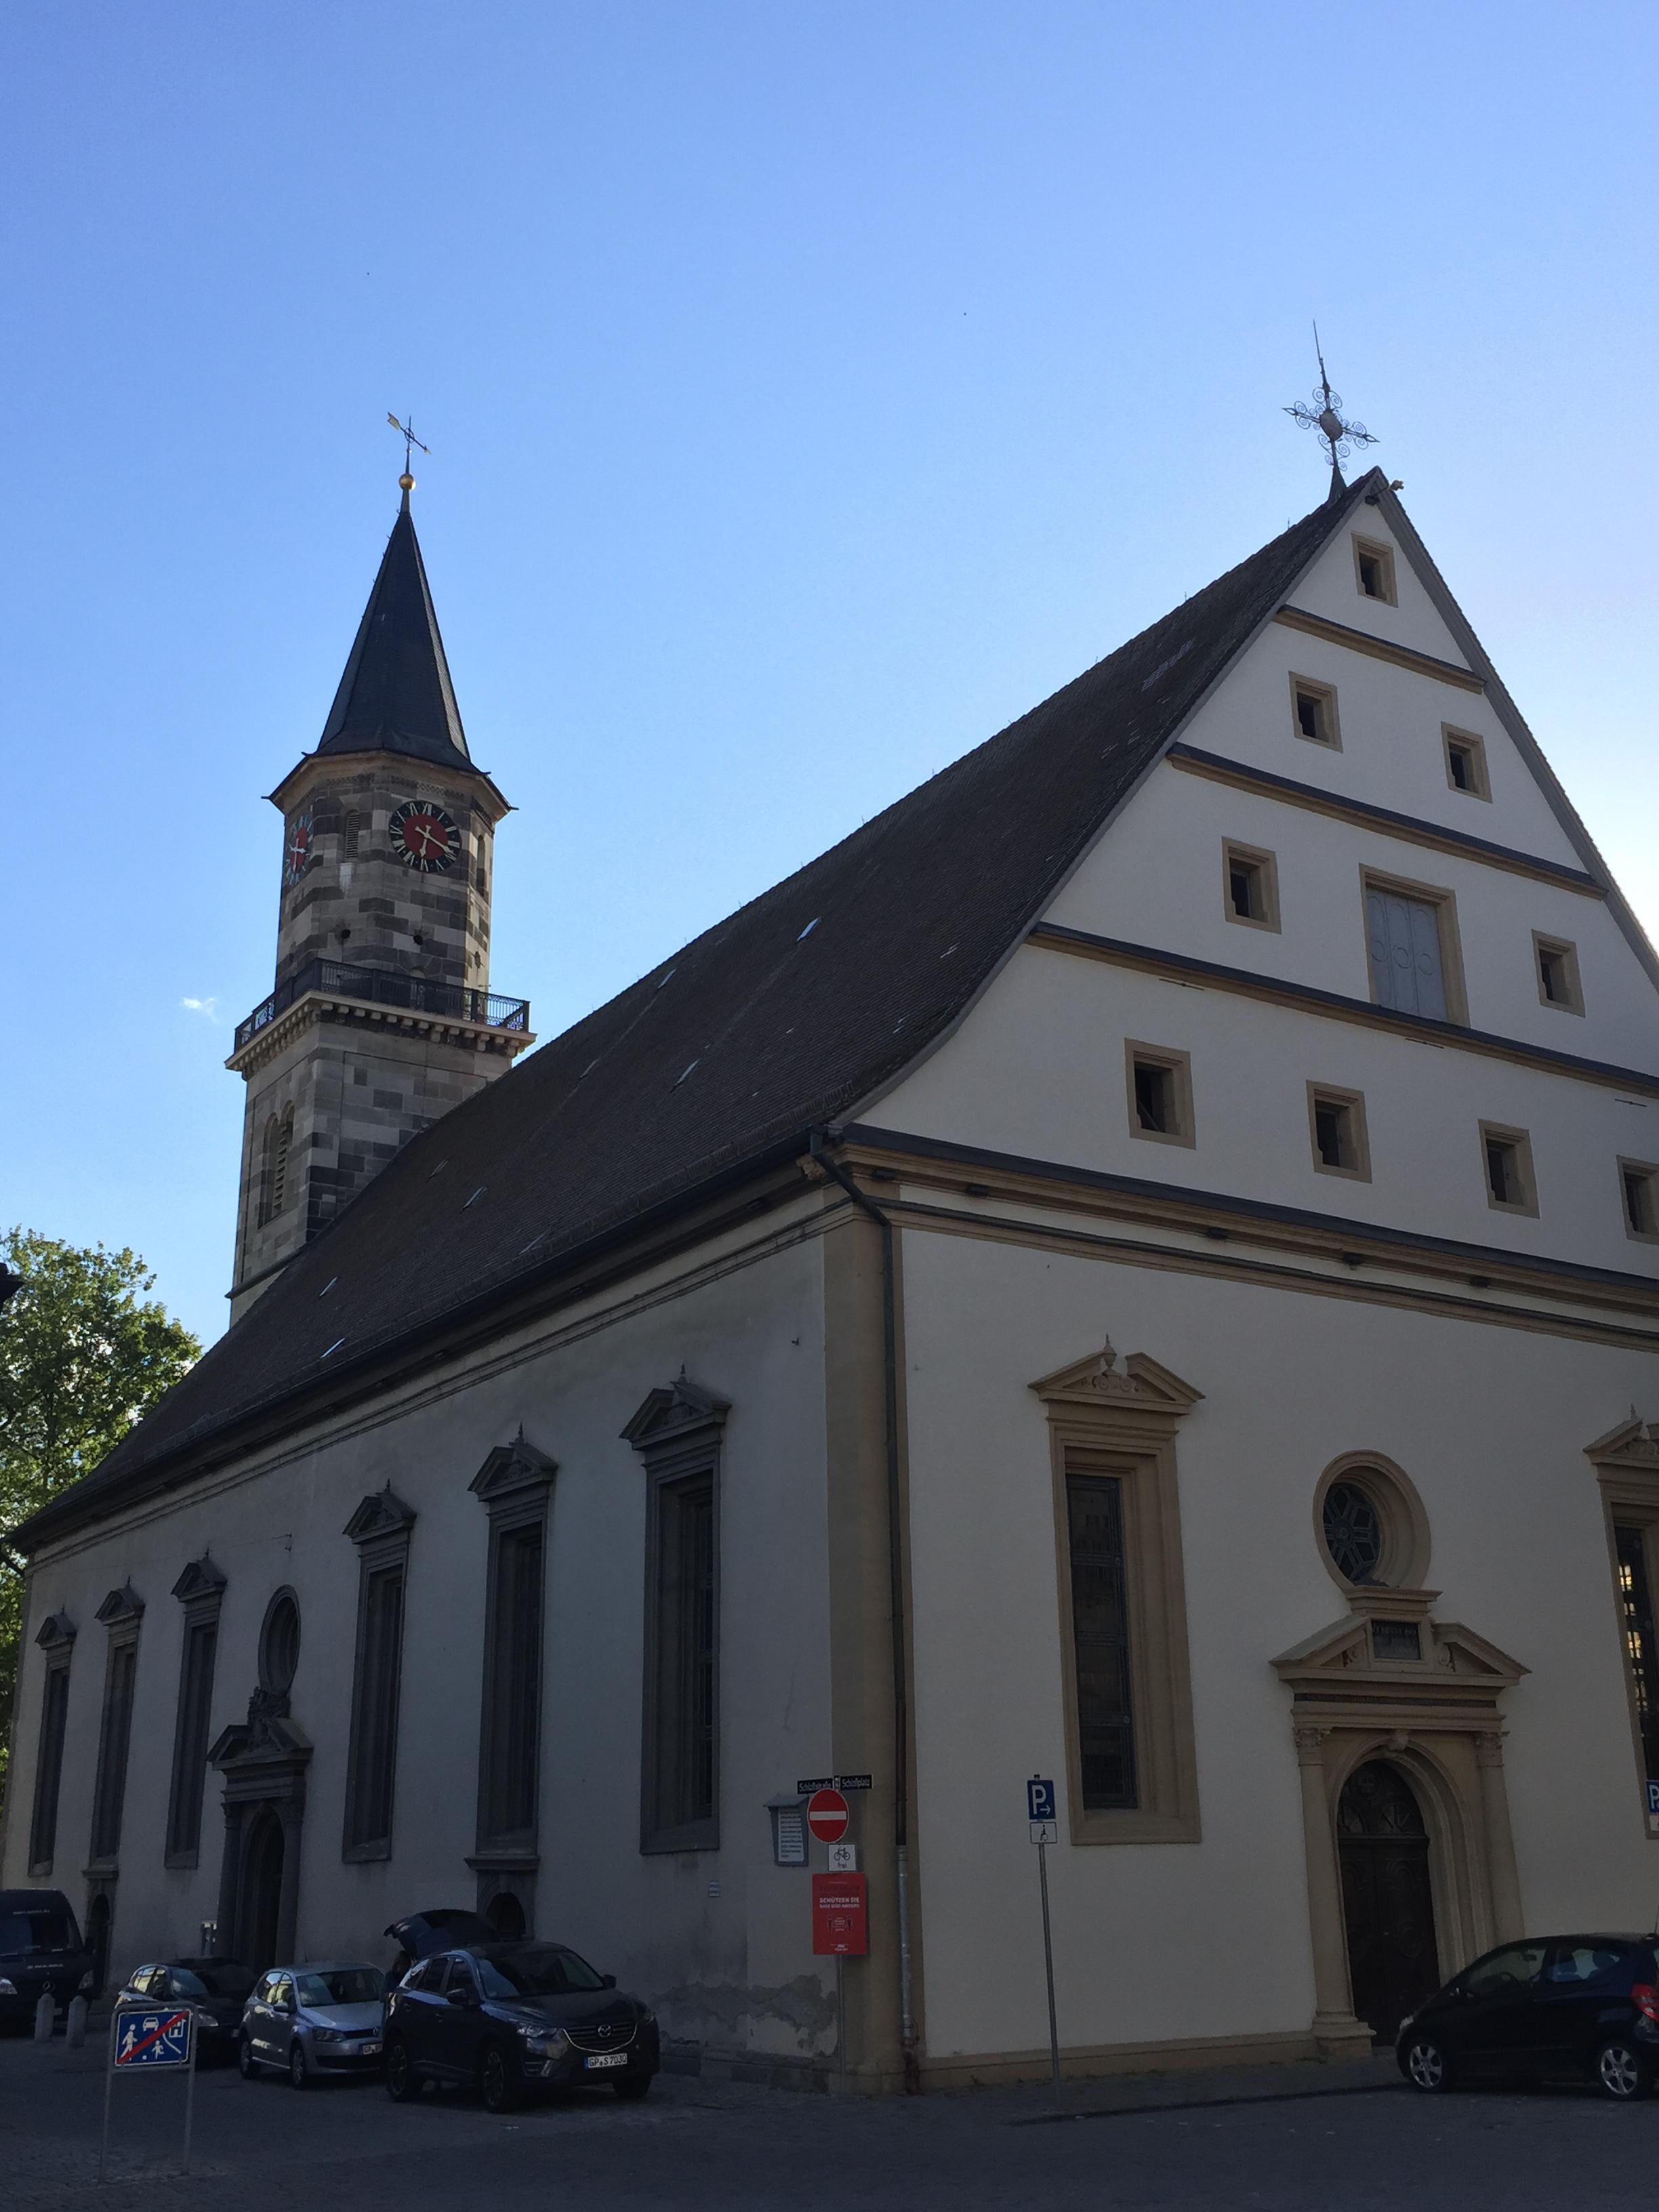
942,2047,1403,2124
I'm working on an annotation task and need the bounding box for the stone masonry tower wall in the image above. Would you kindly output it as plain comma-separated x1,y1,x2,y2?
225,491,532,1322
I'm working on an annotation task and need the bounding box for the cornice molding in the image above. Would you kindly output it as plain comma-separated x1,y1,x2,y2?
1167,743,1601,897
1273,605,1486,693
1026,922,1659,1100
226,989,534,1079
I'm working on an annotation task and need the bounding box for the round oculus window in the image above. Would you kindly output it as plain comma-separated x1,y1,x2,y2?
1322,1479,1385,1585
259,1590,301,1695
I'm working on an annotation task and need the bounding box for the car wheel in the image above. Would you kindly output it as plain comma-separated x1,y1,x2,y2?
1401,2035,1454,2093
613,2073,653,2101
480,2041,524,2114
238,2036,260,2081
384,2036,419,2103
289,2041,310,2090
1596,2041,1653,2100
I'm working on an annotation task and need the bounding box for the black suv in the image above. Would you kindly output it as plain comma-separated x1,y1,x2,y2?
0,1890,95,2032
384,1942,659,2112
1399,1935,1659,2100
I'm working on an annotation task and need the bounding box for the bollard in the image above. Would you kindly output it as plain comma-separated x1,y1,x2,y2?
34,1990,55,2041
66,1994,88,2048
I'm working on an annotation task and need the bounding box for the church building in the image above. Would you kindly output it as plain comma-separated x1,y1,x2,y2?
7,451,1659,2091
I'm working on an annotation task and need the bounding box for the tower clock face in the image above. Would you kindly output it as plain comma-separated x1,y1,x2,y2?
283,811,314,886
388,800,462,874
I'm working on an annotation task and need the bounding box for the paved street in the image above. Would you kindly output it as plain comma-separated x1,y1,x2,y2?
5,2030,1658,2210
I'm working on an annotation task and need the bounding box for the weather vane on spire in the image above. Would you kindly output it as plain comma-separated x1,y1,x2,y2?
386,413,430,503
1284,327,1376,497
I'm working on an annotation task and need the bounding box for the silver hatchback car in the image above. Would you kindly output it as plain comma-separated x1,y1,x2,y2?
239,1962,386,2087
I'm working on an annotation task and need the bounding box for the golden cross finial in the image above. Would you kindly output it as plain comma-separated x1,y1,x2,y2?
386,413,430,500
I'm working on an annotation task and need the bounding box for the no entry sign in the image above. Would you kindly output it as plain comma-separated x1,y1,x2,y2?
812,1872,868,1956
806,1788,849,1843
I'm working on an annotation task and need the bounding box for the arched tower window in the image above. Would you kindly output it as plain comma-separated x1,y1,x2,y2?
258,1107,295,1228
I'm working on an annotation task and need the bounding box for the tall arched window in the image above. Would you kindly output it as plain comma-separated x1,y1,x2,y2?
258,1107,294,1227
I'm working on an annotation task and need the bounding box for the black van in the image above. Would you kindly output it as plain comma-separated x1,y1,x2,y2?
0,1889,96,2031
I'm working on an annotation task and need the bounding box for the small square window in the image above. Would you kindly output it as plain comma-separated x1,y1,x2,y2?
1533,933,1584,1016
1307,1084,1370,1181
1443,727,1490,800
1223,842,1279,932
1479,1122,1538,1217
1353,537,1398,606
1126,1042,1194,1149
1290,674,1340,750
1619,1160,1659,1245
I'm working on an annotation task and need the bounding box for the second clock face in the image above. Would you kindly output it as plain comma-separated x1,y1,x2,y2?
388,800,462,874
283,811,315,886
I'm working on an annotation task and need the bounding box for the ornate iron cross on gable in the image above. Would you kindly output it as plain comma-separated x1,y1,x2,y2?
1284,327,1377,492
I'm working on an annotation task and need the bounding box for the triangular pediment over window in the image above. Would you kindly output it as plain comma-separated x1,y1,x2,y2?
621,1369,731,1453
171,1555,227,1604
94,1582,144,1629
342,1484,419,1544
1585,1416,1659,1472
469,1427,557,1504
35,1610,75,1652
1029,1340,1203,1417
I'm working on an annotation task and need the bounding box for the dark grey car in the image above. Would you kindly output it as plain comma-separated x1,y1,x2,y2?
240,1963,386,2087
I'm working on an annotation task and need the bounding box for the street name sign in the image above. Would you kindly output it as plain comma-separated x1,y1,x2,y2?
796,1774,872,1794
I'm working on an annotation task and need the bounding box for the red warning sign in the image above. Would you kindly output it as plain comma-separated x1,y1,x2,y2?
806,1788,849,1843
812,1872,868,1956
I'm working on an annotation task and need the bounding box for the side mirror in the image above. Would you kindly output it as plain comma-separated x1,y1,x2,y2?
446,1986,478,2009
600,1974,616,1989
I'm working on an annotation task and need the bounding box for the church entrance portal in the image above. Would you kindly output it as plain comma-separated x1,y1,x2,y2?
1338,1761,1440,2039
236,1807,285,1973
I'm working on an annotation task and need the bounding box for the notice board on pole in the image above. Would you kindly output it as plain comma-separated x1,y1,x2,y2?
812,1872,867,1956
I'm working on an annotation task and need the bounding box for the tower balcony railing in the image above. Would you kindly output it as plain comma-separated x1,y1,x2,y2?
234,959,531,1052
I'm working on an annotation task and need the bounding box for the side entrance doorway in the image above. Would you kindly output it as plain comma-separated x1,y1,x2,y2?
1338,1761,1440,2039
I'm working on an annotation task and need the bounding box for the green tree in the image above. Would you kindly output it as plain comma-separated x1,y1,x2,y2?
0,1228,200,1803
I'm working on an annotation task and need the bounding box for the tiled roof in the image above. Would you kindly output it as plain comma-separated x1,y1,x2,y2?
313,498,472,770
23,474,1374,1540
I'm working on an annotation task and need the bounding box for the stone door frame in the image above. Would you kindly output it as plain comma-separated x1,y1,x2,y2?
1273,1595,1526,2056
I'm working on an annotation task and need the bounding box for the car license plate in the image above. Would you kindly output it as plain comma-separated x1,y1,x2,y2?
583,2052,627,2070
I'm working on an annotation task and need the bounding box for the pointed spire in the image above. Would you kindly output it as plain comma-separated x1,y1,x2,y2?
315,499,472,769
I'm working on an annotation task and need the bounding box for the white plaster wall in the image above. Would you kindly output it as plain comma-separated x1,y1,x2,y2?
1174,585,1587,873
877,943,1659,1278
899,1226,1659,2060
1044,764,1659,1073
5,1225,838,2063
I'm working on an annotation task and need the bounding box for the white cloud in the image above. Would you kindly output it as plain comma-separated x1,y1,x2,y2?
181,996,219,1020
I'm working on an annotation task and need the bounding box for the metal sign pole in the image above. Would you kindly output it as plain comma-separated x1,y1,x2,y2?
1036,1837,1061,2096
836,1954,846,2092
98,2013,116,2184
182,2017,197,2175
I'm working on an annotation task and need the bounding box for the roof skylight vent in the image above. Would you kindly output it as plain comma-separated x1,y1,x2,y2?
797,918,820,941
656,968,676,991
465,1186,487,1208
673,1061,700,1088
321,1337,346,1360
319,1278,337,1298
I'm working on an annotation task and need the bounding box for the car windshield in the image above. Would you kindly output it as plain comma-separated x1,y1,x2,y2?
173,1963,255,1999
0,1910,73,1955
295,1969,382,2007
474,1947,607,1999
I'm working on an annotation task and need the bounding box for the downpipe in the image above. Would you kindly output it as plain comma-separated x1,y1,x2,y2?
810,1132,920,2092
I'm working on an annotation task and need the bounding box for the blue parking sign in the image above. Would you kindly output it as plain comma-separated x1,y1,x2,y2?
1027,1777,1057,1824
1647,1781,1659,1819
113,2005,194,2070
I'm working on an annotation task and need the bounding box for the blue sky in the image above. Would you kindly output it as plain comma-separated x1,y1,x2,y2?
5,1,1656,1346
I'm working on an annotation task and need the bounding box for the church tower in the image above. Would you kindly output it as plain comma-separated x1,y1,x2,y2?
226,479,533,1319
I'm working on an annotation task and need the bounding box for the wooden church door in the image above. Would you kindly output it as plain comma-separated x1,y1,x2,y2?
1338,1761,1441,2038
